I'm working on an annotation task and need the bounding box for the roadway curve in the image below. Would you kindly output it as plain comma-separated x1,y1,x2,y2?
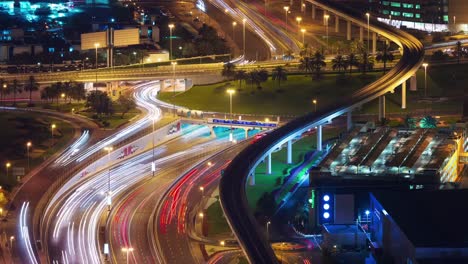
219,1,425,263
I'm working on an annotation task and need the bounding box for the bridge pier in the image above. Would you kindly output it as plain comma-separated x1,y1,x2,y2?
372,32,377,54
347,111,353,131
402,81,407,109
312,4,316,20
245,129,249,139
317,125,323,151
359,27,364,42
346,21,352,41
267,152,272,174
335,16,339,33
209,126,216,138
249,172,255,186
410,74,417,91
287,140,292,164
379,95,386,121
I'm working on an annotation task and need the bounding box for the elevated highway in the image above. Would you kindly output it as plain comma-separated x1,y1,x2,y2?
219,0,425,263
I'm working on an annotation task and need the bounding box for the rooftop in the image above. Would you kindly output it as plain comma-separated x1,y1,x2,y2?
372,189,468,248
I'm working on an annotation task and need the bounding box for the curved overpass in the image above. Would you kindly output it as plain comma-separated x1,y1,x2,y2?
219,1,424,263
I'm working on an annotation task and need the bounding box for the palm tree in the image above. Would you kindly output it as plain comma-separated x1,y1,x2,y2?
310,51,326,80
235,70,247,89
299,43,311,57
24,75,39,106
222,62,236,79
51,82,63,108
375,43,394,73
11,79,22,106
70,82,86,102
256,69,269,89
272,66,287,88
331,54,348,73
299,56,313,73
346,53,359,74
359,51,374,74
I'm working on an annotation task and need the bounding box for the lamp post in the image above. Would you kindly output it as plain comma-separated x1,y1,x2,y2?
232,21,237,42
226,89,235,142
301,28,306,45
242,18,247,57
171,61,177,117
422,63,428,97
266,221,271,241
51,123,56,140
94,43,100,91
104,146,113,211
2,83,6,107
366,12,370,54
324,14,330,51
5,162,10,179
199,186,204,197
296,16,302,32
151,117,156,177
313,99,317,112
121,247,134,264
26,141,31,172
168,23,175,60
9,236,14,249
283,6,289,31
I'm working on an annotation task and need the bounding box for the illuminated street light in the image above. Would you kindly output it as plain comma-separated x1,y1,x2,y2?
219,240,225,246
151,116,157,177
366,12,370,54
301,28,306,45
199,186,204,197
283,6,290,30
266,221,271,241
226,89,235,141
242,18,247,57
422,63,428,97
296,16,302,31
51,123,56,139
232,21,237,42
324,14,330,50
198,212,204,218
5,162,11,179
313,99,317,112
9,236,14,248
168,23,175,60
26,141,32,172
121,247,134,264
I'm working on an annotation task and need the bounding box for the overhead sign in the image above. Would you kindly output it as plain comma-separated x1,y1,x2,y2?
81,31,107,50
113,28,139,47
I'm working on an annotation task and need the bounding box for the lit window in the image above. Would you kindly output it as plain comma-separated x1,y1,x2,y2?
390,2,401,7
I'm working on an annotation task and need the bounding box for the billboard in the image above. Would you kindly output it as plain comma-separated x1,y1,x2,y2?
113,28,139,47
81,32,107,50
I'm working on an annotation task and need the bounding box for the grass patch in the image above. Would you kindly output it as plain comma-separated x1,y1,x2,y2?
205,200,232,237
158,73,379,116
0,112,74,190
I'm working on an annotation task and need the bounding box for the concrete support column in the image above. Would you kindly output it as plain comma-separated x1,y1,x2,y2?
410,74,417,91
359,27,364,42
209,126,216,138
317,125,323,151
372,32,377,54
287,140,292,164
267,152,272,174
335,15,339,33
378,95,386,121
347,111,353,131
401,81,407,109
323,11,328,26
245,129,249,139
312,4,316,20
249,172,255,186
346,20,352,41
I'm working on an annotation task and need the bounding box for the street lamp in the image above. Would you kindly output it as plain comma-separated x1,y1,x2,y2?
104,146,113,211
94,43,100,91
5,162,11,179
232,21,237,42
168,23,175,60
199,186,204,197
283,6,290,30
151,116,156,177
226,89,235,141
51,123,56,139
324,14,330,51
296,16,302,31
9,236,14,248
26,141,32,172
301,28,306,45
422,63,428,97
121,247,134,264
313,99,317,112
171,61,177,117
2,83,6,107
266,221,271,241
366,12,370,54
198,212,204,218
242,18,247,57
219,240,225,247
